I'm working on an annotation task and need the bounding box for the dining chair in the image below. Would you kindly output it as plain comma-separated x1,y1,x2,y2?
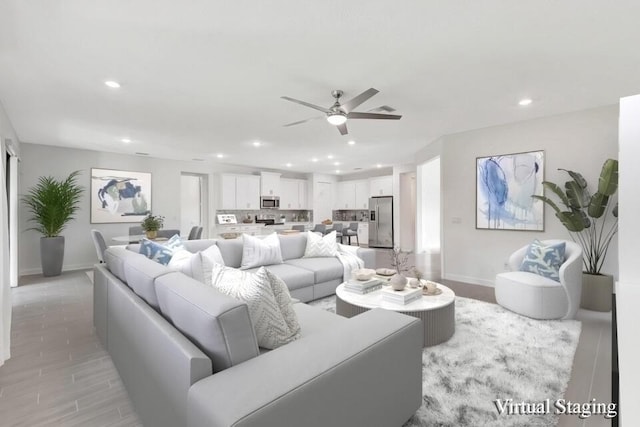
188,226,204,240
332,223,344,243
343,222,359,245
90,229,107,263
157,229,181,239
128,225,143,243
291,225,305,231
311,224,326,235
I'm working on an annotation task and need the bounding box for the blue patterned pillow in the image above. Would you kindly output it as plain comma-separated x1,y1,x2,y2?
139,238,182,265
519,240,566,282
165,234,184,250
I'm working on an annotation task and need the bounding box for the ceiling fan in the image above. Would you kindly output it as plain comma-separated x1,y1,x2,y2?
281,88,401,135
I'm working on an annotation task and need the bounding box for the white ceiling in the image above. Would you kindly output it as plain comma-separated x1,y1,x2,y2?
1,1,640,175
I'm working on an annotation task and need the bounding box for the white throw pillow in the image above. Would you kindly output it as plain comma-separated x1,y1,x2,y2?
263,269,301,338
167,249,195,276
304,230,338,257
209,264,299,349
167,245,225,283
240,233,283,270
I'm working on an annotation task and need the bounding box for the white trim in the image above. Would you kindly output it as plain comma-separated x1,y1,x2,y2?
443,273,495,287
9,155,18,288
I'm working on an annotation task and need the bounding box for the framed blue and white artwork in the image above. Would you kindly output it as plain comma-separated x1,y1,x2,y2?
90,168,152,223
476,150,544,231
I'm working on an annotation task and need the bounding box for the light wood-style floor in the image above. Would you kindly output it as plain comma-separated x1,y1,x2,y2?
1,263,612,426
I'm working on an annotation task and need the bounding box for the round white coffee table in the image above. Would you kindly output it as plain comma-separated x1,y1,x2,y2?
335,283,456,347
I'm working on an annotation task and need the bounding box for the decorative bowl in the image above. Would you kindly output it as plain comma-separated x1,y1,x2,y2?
352,268,376,281
375,268,396,277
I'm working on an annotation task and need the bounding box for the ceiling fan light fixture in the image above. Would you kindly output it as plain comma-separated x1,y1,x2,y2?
326,112,347,126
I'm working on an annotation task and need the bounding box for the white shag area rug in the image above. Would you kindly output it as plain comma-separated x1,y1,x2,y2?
308,296,581,427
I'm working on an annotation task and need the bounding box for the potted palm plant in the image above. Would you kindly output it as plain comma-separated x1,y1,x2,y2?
532,158,618,311
140,213,164,239
22,170,84,277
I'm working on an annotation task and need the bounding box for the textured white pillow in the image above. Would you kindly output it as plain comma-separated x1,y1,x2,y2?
304,230,338,257
240,233,283,270
209,264,299,349
168,245,225,283
263,269,300,338
167,249,195,276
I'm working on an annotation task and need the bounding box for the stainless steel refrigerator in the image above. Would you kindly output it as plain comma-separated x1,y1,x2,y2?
369,196,394,248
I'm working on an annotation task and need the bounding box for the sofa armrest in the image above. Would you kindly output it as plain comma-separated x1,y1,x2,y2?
357,247,376,268
188,309,422,427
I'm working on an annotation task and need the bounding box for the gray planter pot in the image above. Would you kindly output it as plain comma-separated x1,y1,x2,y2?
580,273,613,312
40,236,65,277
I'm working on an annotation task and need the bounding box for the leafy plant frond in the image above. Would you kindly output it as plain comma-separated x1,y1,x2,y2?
22,171,84,237
537,159,618,274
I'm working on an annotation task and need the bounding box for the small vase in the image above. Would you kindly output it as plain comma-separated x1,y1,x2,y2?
390,274,407,291
145,230,157,239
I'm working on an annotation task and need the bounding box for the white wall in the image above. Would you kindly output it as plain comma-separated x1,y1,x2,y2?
440,105,619,285
617,94,640,425
18,143,216,275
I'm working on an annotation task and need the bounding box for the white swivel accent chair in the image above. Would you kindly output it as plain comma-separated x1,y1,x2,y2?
495,240,582,320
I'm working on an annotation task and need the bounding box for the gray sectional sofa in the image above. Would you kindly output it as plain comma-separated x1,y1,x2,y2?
94,233,423,427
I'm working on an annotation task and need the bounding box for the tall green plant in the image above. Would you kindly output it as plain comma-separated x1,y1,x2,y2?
532,159,618,275
22,170,84,237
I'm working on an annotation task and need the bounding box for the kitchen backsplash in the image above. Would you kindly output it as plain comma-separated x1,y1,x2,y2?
332,210,369,222
216,209,313,223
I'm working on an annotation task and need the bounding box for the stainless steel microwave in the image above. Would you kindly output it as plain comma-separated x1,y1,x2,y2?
260,196,280,209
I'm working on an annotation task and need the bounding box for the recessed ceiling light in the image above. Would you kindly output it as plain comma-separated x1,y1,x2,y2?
104,80,121,89
286,163,292,167
327,154,334,159
347,140,356,145
335,170,341,174
311,158,319,162
216,153,224,159
120,138,131,143
518,98,532,106
376,164,382,168
334,162,340,166
253,141,261,147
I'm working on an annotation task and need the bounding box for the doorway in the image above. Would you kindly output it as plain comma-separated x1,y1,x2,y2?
180,173,208,238
399,171,417,252
416,156,441,279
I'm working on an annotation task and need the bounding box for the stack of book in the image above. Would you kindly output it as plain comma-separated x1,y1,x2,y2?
381,287,422,305
344,278,382,294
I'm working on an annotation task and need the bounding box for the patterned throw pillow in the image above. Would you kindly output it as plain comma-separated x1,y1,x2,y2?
240,233,283,270
263,269,301,338
209,264,300,349
304,230,338,257
165,234,184,250
519,240,566,282
139,239,178,265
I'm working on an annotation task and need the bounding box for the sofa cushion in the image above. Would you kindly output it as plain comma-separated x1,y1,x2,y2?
155,272,260,373
124,254,173,310
240,233,283,270
293,302,346,339
246,263,315,291
209,265,300,349
182,239,218,253
278,234,308,260
216,238,244,268
285,257,344,284
104,246,135,285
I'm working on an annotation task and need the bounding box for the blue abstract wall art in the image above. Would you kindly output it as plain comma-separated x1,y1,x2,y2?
476,150,544,230
91,168,152,224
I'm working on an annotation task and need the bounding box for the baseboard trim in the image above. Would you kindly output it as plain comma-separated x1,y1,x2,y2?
443,273,495,287
20,263,95,277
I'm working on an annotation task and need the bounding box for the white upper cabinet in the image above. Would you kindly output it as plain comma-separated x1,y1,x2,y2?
336,181,356,209
220,174,260,210
354,180,370,209
369,176,393,197
260,172,281,196
280,178,308,209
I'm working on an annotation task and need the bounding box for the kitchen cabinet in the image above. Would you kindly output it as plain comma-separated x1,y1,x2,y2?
220,174,260,210
280,178,308,209
260,172,281,197
354,180,369,209
358,222,369,246
369,176,393,197
336,181,356,209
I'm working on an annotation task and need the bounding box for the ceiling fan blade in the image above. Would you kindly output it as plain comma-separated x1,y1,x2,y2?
340,88,379,113
368,105,396,113
281,96,331,114
283,116,324,127
337,123,348,135
347,112,402,120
